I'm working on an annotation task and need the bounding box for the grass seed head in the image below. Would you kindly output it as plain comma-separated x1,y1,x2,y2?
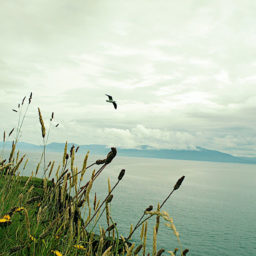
118,169,125,180
145,205,153,213
156,249,165,256
29,92,32,104
106,194,113,203
105,147,117,164
134,244,143,255
174,176,185,190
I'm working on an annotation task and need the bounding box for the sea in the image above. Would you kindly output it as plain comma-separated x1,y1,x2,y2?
3,150,256,256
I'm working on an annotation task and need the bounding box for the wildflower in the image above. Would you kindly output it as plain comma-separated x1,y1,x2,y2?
73,244,86,250
0,218,11,225
14,207,25,213
30,235,37,242
3,215,11,221
51,250,63,256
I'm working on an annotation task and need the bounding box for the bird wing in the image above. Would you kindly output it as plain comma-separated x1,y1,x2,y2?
105,94,113,100
113,101,117,109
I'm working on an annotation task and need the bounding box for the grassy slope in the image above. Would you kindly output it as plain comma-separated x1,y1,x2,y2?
0,176,46,255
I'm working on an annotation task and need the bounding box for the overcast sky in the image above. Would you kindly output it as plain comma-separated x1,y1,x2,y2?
1,0,256,157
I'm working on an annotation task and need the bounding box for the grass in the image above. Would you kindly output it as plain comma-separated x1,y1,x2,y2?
0,93,188,256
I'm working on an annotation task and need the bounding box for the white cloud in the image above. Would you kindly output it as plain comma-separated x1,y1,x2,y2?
1,0,256,157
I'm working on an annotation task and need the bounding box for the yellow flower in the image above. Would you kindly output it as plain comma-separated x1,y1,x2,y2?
14,207,25,213
0,218,11,224
30,235,37,242
3,215,11,220
51,250,63,256
74,244,86,250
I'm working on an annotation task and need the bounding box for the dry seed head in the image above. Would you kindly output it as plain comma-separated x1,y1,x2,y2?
24,173,33,188
126,243,135,256
85,180,93,205
27,185,34,194
56,165,60,178
9,128,14,137
75,146,79,152
22,96,26,105
63,142,67,167
38,108,46,138
145,205,153,213
3,131,6,142
106,223,117,232
80,151,89,181
174,176,185,190
70,147,75,173
70,144,75,156
96,159,105,165
23,158,28,170
134,244,143,255
129,224,133,236
108,178,111,193
143,221,148,256
97,237,104,255
102,246,113,256
48,161,55,178
35,162,41,176
156,249,165,256
29,92,32,104
118,169,125,180
106,194,113,203
93,193,97,211
13,154,25,173
156,203,160,234
105,147,117,164
95,199,100,211
8,141,16,162
183,249,189,255
12,109,18,112
16,150,20,163
105,203,110,228
153,226,157,256
140,223,145,241
60,174,68,202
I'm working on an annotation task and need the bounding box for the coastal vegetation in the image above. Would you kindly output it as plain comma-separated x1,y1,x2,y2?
0,93,188,255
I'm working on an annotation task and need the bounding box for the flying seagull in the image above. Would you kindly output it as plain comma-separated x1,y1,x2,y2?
105,94,117,109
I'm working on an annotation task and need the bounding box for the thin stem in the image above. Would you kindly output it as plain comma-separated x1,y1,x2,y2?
90,206,106,233
84,180,120,229
127,189,175,241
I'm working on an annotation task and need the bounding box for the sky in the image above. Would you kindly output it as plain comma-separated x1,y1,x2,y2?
1,0,256,157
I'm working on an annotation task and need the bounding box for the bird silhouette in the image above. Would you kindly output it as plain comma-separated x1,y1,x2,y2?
105,94,117,109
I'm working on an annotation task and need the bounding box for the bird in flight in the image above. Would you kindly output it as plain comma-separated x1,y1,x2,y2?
105,94,117,109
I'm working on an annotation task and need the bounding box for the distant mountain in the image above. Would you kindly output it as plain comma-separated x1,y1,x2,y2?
1,141,256,164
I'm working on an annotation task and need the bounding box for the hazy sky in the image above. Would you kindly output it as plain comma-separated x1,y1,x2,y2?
1,0,256,157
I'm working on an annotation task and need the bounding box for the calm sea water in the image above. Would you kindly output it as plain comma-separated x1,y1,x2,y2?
7,151,256,255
